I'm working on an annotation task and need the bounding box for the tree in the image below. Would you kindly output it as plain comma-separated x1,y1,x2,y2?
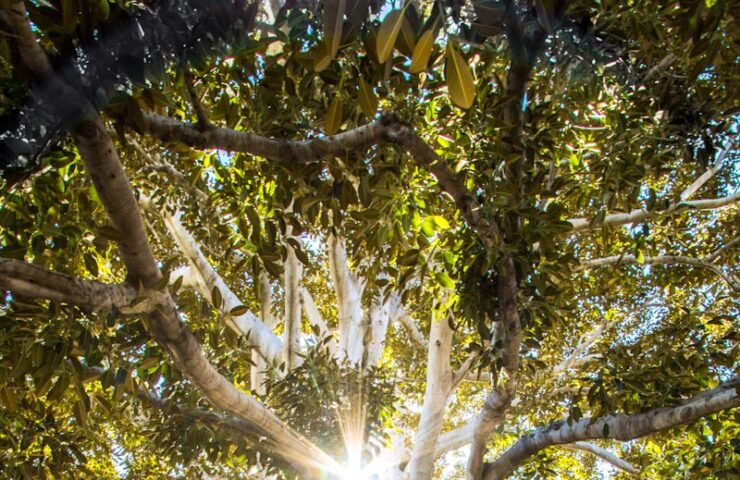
0,0,737,478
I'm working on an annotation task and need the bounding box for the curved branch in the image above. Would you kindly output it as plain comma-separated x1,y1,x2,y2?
567,193,739,233
482,377,740,480
577,254,739,290
561,442,639,476
138,110,387,165
135,110,501,248
0,257,146,312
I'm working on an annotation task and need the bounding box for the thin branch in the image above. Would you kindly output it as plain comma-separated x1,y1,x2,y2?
398,312,429,349
679,142,733,202
561,442,639,476
567,193,739,232
577,254,739,290
183,69,210,128
451,350,482,392
132,140,209,203
300,287,338,356
482,377,740,479
705,236,739,262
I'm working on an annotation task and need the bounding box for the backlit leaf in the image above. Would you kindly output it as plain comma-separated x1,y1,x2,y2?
445,43,475,109
325,97,343,135
358,79,378,117
410,27,437,73
376,8,406,63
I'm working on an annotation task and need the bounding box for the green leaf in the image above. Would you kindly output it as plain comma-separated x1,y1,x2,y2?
83,253,98,277
211,285,223,309
410,27,436,73
324,0,346,57
421,216,436,237
358,78,378,117
445,43,475,109
325,97,343,135
636,250,645,264
376,8,406,63
98,0,109,19
432,215,450,230
230,305,250,316
436,272,455,289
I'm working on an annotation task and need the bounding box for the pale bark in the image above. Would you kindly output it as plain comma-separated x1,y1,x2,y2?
398,312,428,349
482,377,740,479
252,270,277,395
300,287,339,356
561,442,639,476
578,254,739,290
364,294,396,368
0,258,145,313
158,207,284,364
678,143,732,203
282,238,303,370
328,235,366,364
407,313,455,479
567,193,740,233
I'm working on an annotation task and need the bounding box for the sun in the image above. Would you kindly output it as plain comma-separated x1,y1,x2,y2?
340,464,368,480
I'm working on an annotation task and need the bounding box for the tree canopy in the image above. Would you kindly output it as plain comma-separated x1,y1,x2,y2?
0,0,738,479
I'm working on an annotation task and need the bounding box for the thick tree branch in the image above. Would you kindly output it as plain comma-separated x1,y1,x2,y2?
328,235,366,364
482,377,740,479
135,110,502,248
1,1,52,76
252,269,277,395
155,205,285,363
561,442,639,476
578,254,739,290
283,235,304,370
137,110,387,164
0,257,153,313
407,311,455,479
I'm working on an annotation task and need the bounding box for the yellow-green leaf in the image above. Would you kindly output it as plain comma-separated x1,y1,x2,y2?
445,43,476,109
230,305,250,316
376,8,406,63
324,0,347,57
314,42,333,72
98,0,109,19
435,272,455,289
325,97,343,135
358,79,378,117
410,27,436,73
211,286,222,309
397,16,417,57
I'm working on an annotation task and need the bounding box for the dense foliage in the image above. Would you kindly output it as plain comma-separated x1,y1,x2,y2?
0,0,738,479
